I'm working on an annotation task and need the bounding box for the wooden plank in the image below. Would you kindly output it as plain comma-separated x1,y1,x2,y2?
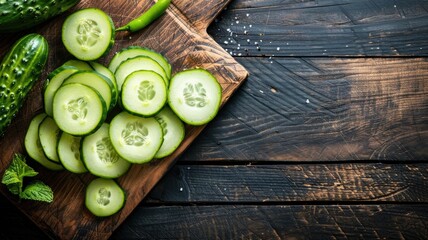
0,0,247,239
207,0,428,56
111,204,428,239
181,57,428,161
146,164,428,203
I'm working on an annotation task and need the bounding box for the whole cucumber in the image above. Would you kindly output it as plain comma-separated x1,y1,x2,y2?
0,0,80,33
0,33,49,135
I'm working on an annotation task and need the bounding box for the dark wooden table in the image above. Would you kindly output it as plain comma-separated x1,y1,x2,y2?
1,0,428,239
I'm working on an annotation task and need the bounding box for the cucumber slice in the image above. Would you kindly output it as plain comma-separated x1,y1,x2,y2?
81,123,131,178
109,46,172,79
57,132,87,174
168,69,222,125
114,56,168,92
62,8,115,61
154,106,185,158
43,65,79,116
38,116,61,163
85,178,125,217
24,113,64,171
63,71,116,111
121,70,167,117
53,83,107,136
109,111,163,164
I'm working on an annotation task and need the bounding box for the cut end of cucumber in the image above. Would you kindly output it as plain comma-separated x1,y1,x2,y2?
85,178,125,217
62,8,115,61
168,69,222,125
53,83,107,136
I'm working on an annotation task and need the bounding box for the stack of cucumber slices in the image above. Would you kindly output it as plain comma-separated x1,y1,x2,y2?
24,7,223,217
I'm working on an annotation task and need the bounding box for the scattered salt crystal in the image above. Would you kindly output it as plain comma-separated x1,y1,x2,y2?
224,41,229,45
259,90,264,93
247,39,250,42
277,47,280,51
179,187,183,192
249,24,253,27
306,99,310,104
236,20,240,24
246,13,250,17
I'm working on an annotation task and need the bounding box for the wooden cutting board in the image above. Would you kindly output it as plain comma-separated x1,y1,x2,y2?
0,0,248,239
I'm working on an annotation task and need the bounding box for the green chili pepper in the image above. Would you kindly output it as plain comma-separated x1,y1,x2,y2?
116,0,172,32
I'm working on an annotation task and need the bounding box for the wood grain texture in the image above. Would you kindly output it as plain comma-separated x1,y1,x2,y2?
147,164,428,203
181,57,428,161
0,0,247,239
111,204,428,239
207,0,428,57
0,0,427,239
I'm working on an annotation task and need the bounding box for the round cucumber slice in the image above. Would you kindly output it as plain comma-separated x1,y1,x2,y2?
38,116,61,163
53,83,107,136
62,8,115,61
109,111,163,164
85,178,125,217
121,70,167,117
154,106,185,159
57,132,87,174
81,123,131,178
168,69,222,125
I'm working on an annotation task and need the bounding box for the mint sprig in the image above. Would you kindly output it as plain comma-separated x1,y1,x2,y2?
2,154,53,203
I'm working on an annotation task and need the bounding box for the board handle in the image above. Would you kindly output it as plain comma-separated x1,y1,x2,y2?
172,0,233,33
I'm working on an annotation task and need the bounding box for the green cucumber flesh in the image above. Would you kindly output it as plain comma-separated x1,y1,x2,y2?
63,71,116,111
85,178,125,217
109,111,163,164
24,113,64,171
114,56,168,92
154,106,185,159
53,83,107,136
81,123,131,178
62,8,115,61
43,65,79,116
57,132,87,174
109,46,172,79
38,116,61,163
168,69,222,125
121,70,167,117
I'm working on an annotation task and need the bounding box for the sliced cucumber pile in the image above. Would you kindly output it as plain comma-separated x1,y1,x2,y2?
24,5,224,217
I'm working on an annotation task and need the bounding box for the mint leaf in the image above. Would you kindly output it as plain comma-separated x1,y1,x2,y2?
2,154,53,203
11,154,38,178
20,181,54,203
